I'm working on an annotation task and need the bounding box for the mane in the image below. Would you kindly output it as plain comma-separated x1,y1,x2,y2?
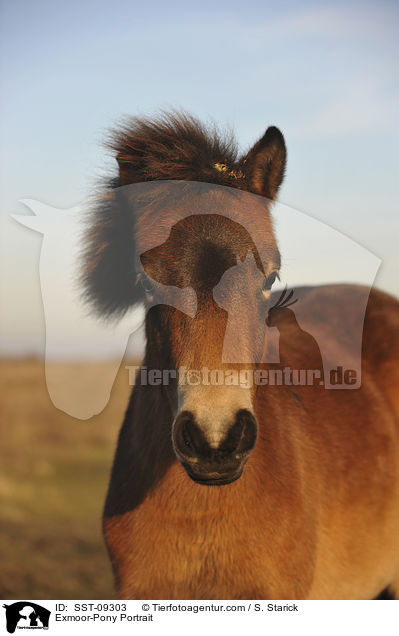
108,111,249,188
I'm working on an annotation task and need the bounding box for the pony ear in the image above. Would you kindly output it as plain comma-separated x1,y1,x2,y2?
242,126,286,200
82,184,145,318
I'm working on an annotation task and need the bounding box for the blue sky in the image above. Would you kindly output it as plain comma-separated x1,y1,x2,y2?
1,0,398,357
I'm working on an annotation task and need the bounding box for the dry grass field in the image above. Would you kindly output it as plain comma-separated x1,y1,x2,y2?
0,359,133,599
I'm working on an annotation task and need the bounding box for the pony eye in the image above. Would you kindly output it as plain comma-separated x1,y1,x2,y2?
139,273,155,296
262,271,278,293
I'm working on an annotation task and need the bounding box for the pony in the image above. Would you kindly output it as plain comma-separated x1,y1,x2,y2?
83,112,399,599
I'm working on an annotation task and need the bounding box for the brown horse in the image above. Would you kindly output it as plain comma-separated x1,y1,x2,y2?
83,112,399,599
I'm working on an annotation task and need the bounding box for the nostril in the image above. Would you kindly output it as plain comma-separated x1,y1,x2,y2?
173,411,207,458
237,409,258,453
221,409,258,455
174,409,257,467
182,422,194,450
